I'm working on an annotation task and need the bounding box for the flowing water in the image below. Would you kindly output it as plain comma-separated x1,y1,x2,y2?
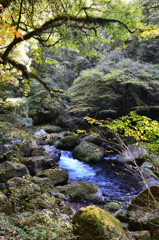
58,151,143,203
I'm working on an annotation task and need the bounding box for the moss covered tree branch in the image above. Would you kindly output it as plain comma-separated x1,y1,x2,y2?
5,56,64,98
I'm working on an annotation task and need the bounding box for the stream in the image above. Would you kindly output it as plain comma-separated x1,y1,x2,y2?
58,150,143,203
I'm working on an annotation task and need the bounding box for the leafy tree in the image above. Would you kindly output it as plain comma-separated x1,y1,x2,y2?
125,0,159,63
0,0,155,96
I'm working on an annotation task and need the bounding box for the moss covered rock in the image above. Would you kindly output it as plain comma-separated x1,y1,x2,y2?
21,156,58,176
104,202,121,212
42,125,62,133
82,134,102,146
0,161,29,183
114,209,128,222
53,181,104,203
56,135,80,151
36,167,69,186
72,205,134,240
72,141,105,163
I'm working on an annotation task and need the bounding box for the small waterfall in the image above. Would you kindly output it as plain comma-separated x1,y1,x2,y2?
58,151,142,202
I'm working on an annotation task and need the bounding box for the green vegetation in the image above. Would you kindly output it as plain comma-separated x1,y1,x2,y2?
0,0,159,239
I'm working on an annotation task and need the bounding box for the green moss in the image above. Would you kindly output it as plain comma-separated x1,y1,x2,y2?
72,205,133,240
104,202,121,212
72,142,105,163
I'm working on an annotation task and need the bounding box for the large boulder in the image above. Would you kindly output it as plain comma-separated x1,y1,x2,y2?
127,184,159,237
1,177,42,213
72,205,134,240
56,135,80,151
53,181,104,203
21,156,58,175
72,141,105,163
36,167,69,186
0,161,29,183
116,144,148,165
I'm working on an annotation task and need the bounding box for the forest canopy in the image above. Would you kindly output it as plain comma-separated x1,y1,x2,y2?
0,0,158,96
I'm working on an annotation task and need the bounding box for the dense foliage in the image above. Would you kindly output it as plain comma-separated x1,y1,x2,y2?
68,50,159,119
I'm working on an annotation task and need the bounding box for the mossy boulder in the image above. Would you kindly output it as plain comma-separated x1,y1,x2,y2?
72,141,105,163
127,184,159,235
114,209,128,222
56,135,80,151
53,181,104,203
0,161,29,183
72,205,134,240
104,202,121,212
36,167,69,186
82,134,102,146
21,156,58,176
1,177,41,213
42,125,62,133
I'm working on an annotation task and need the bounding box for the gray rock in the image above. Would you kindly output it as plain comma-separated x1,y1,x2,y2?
21,156,58,175
117,144,148,164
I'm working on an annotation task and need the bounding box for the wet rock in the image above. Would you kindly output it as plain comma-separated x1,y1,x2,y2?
36,167,69,186
72,141,105,163
53,181,104,203
56,135,80,151
72,205,134,240
0,161,29,183
21,156,58,175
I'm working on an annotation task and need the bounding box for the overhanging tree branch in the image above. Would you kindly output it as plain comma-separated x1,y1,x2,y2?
5,56,64,98
1,15,135,62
